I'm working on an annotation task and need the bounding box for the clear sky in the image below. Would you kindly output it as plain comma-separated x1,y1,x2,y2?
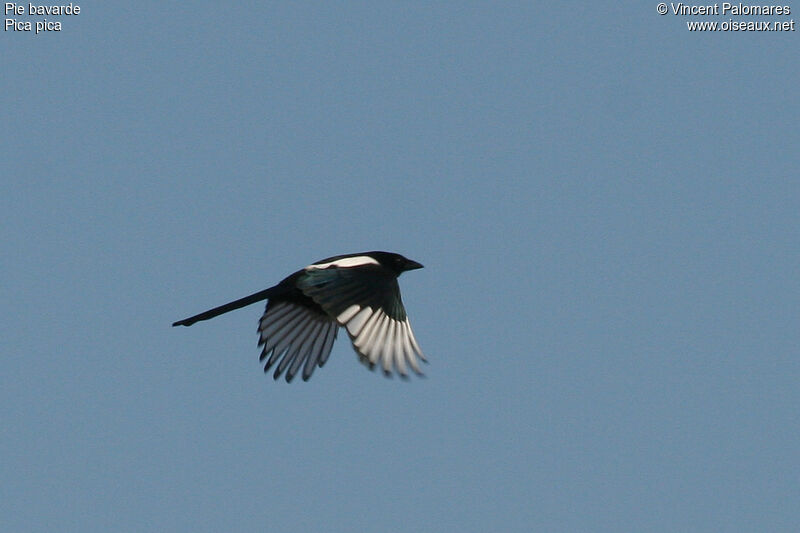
2,2,798,532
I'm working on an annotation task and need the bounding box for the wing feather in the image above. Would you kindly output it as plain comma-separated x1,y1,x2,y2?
257,300,337,381
317,322,337,367
287,320,325,381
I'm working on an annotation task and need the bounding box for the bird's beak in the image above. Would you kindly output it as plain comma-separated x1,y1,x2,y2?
405,259,424,271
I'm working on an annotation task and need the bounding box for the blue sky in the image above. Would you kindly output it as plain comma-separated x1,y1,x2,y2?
2,2,798,532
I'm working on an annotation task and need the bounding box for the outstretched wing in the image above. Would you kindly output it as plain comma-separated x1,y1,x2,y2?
298,266,426,377
257,299,338,382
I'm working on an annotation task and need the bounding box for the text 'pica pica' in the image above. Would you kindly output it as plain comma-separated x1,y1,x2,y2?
173,251,426,382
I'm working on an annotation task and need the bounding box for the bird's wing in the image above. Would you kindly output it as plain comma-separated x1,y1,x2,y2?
298,267,426,377
258,299,338,382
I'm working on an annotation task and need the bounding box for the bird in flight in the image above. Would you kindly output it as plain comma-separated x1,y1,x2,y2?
173,251,427,382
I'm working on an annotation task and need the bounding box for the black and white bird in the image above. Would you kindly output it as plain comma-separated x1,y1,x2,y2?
173,251,427,382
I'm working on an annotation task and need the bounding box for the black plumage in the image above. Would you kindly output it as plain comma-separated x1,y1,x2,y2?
173,251,426,382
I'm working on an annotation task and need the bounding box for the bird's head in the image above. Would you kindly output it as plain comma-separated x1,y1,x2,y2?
369,251,424,275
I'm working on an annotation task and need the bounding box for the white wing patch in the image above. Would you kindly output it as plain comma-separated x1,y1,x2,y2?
348,306,375,337
336,304,361,323
335,304,426,378
305,256,380,270
258,301,338,382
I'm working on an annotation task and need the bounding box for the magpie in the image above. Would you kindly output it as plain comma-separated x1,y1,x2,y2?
173,251,426,382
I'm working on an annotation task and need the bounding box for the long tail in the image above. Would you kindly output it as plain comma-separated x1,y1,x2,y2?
172,287,275,327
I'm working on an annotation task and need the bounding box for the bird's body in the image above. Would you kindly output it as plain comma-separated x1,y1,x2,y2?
173,252,426,382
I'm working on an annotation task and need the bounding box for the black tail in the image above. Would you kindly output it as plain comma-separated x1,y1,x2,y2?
172,287,275,327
